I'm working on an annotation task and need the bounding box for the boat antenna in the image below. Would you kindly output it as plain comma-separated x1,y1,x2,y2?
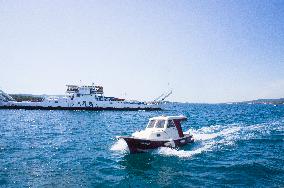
154,93,165,101
160,90,172,101
154,90,173,102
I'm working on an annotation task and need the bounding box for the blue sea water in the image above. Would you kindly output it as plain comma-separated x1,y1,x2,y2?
0,104,283,187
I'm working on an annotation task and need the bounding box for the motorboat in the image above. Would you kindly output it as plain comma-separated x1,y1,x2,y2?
118,115,194,153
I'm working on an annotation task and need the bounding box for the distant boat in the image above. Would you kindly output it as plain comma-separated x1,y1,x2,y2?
0,84,171,111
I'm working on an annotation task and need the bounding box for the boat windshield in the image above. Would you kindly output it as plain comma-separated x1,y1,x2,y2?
155,120,165,128
167,120,176,128
147,120,156,128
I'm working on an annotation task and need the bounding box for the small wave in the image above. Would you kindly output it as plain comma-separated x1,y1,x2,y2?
186,125,241,141
156,144,214,158
110,139,128,152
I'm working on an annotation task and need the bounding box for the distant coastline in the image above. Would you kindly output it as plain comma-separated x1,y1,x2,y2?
9,94,47,102
230,98,284,105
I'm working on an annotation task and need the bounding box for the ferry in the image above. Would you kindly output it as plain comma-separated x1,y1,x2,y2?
0,84,170,111
118,115,194,153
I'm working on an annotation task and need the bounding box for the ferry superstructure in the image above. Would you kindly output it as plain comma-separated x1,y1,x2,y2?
0,84,168,110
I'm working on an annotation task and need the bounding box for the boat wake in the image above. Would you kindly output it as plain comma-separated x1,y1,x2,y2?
110,130,145,152
157,120,283,158
156,125,241,158
110,138,129,152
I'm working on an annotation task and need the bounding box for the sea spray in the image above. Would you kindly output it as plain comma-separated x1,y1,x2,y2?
111,139,128,152
156,143,214,158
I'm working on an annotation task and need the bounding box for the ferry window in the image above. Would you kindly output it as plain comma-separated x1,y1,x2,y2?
167,120,175,128
155,120,165,128
147,120,156,128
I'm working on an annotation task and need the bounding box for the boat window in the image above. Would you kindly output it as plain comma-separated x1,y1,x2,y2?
155,120,165,128
147,120,156,128
167,120,175,128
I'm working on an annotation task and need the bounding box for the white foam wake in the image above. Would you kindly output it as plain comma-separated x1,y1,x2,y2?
157,143,214,158
110,139,128,152
157,125,241,158
110,130,145,152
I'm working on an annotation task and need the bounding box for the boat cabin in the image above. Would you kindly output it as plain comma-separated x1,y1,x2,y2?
66,84,104,96
133,115,187,140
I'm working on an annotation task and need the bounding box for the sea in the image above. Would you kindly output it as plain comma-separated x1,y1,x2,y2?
0,104,283,187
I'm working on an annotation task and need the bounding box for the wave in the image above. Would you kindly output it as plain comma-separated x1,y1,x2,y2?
156,143,214,158
110,139,128,152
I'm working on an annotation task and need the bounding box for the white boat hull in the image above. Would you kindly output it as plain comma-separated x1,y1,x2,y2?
0,100,161,110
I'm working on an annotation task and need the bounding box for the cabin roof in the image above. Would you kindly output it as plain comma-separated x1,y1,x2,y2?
149,115,187,121
66,84,103,89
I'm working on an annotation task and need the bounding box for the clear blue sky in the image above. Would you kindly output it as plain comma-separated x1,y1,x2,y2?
0,0,283,103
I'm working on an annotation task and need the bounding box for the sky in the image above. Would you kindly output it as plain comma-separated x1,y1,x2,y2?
0,0,283,103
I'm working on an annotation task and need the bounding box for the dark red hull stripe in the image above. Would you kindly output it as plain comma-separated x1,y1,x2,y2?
121,135,194,153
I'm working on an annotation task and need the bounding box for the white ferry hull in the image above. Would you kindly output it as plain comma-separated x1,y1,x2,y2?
0,106,161,111
0,101,161,111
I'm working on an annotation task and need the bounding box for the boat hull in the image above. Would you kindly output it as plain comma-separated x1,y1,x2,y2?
120,134,194,153
0,105,161,111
